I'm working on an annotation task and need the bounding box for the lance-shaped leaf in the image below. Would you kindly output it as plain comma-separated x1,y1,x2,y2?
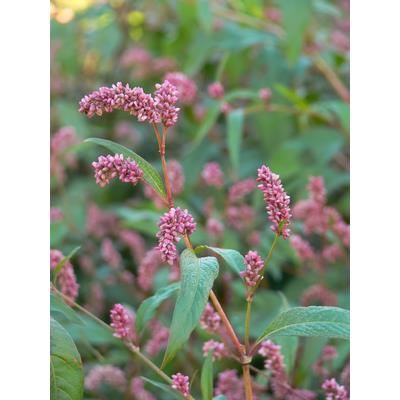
50,318,83,400
256,306,350,344
162,250,219,366
227,108,244,172
201,350,214,400
136,283,180,333
84,138,166,199
196,246,245,277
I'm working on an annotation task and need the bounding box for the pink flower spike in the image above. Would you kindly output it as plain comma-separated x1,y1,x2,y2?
208,82,225,99
203,340,226,360
322,378,349,400
164,72,197,104
201,162,224,188
85,365,126,392
257,164,292,239
154,80,180,127
171,373,190,398
240,250,264,287
156,207,196,265
200,303,221,332
92,154,143,187
110,303,135,340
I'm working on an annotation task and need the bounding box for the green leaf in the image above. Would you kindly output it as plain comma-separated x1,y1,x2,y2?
141,377,186,400
227,109,244,172
50,318,83,400
201,351,214,400
136,283,180,333
197,0,213,32
84,138,166,199
53,246,80,284
162,250,219,366
256,306,350,344
195,246,245,277
279,0,313,65
50,293,83,326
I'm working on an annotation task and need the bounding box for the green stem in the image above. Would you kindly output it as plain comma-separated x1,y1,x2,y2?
244,299,252,351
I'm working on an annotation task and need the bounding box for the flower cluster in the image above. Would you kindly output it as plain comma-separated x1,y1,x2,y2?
85,365,126,392
168,159,185,194
92,154,144,188
322,378,349,400
101,238,121,269
202,340,226,360
201,162,224,188
145,320,169,356
110,303,136,341
215,370,244,400
257,164,291,238
258,340,288,398
240,250,264,287
226,204,255,231
171,373,190,398
300,284,338,307
79,80,180,127
50,249,79,303
200,303,221,332
164,72,197,104
228,178,256,203
154,80,180,127
118,229,145,264
290,235,316,261
206,217,224,238
208,82,224,99
130,377,156,400
313,346,338,378
137,247,163,292
156,207,196,264
86,203,118,238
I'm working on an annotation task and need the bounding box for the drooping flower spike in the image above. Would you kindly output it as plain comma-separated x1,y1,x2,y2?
92,154,143,188
257,164,292,239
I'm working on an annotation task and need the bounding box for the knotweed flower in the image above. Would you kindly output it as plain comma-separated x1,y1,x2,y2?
130,377,156,400
58,264,79,303
290,235,316,261
171,373,190,398
120,46,151,67
203,340,226,360
201,162,224,188
200,303,221,332
240,250,264,287
164,72,197,104
86,203,118,238
50,207,64,222
156,207,196,264
322,378,348,400
300,284,338,307
308,176,326,207
50,249,63,269
313,346,338,378
259,87,272,103
154,80,180,127
257,164,291,239
259,340,288,398
110,303,135,341
144,184,167,208
221,102,233,114
208,82,224,99
228,178,256,203
226,204,255,231
101,238,121,269
85,365,126,392
215,370,244,400
137,247,162,292
92,154,143,187
168,159,185,194
85,283,105,316
322,244,343,263
118,229,145,263
206,217,224,238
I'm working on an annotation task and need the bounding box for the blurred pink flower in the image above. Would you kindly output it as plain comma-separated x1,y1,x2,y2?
145,320,169,356
206,217,224,237
215,370,244,400
130,377,156,400
208,82,224,99
137,247,163,292
203,340,226,360
164,72,197,104
85,365,126,392
259,87,272,103
50,207,64,222
201,162,224,188
301,284,338,307
118,229,145,264
168,159,185,194
200,303,221,332
228,178,256,203
322,378,348,400
101,238,121,269
290,235,316,261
